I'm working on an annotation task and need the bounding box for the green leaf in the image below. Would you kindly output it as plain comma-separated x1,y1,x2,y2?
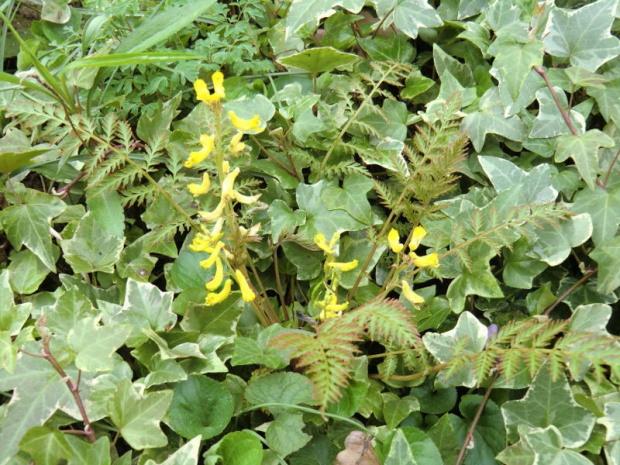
556,130,615,189
528,213,592,266
7,249,52,295
114,0,217,53
180,295,244,337
281,241,323,281
41,0,70,23
171,240,215,291
0,128,52,174
137,93,182,145
530,87,585,139
283,0,365,38
572,185,620,246
296,180,367,241
382,393,419,430
501,362,596,447
433,44,475,88
382,429,415,464
86,189,125,238
461,87,527,152
354,99,408,141
503,238,548,289
65,52,198,70
231,337,287,369
45,287,97,337
167,375,234,440
0,331,17,375
590,235,620,294
0,270,32,336
19,426,73,465
265,412,312,457
359,34,415,63
0,188,65,271
524,425,593,465
492,40,543,105
570,304,612,333
66,436,111,465
427,415,459,465
218,431,263,465
108,378,173,449
338,235,387,289
478,156,558,205
61,212,124,274
67,318,131,372
144,436,201,465
599,402,620,442
446,254,504,314
327,379,368,418
268,200,306,241
321,173,373,224
372,0,443,39
410,381,457,415
422,312,488,387
543,0,620,72
279,47,359,73
245,372,315,415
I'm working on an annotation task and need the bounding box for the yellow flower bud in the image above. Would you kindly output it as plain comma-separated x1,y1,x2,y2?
206,257,224,291
388,228,403,253
401,280,425,307
188,172,211,197
409,226,427,252
411,252,439,268
326,259,358,272
228,110,264,132
235,270,256,302
184,134,215,168
205,279,232,306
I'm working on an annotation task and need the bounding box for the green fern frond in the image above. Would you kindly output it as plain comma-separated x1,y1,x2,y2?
322,160,369,180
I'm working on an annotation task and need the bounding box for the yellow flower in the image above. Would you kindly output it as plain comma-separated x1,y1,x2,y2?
410,252,439,268
194,72,225,104
205,279,232,306
206,257,224,291
235,270,256,302
199,241,225,269
188,173,211,197
185,134,215,168
401,280,425,307
232,191,261,204
229,132,246,156
388,228,403,253
228,111,264,133
409,226,427,252
190,220,224,252
314,232,340,255
239,223,261,236
199,199,225,222
318,294,348,318
326,300,349,312
221,167,241,199
326,259,358,272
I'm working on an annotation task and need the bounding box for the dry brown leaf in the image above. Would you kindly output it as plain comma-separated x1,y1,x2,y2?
334,431,380,465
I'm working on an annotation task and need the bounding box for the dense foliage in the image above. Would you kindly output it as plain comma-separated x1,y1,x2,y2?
0,0,619,464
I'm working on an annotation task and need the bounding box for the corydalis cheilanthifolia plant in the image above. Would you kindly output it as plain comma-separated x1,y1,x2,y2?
185,72,278,325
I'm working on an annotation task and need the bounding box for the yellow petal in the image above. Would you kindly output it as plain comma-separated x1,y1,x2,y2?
388,228,403,253
222,167,241,199
211,71,226,99
325,300,349,312
235,270,256,302
184,134,215,168
200,241,225,269
206,257,224,291
232,190,261,204
188,173,211,197
205,279,232,306
199,200,225,222
228,110,264,132
409,226,427,252
326,259,358,272
401,280,425,307
412,252,439,268
193,79,211,102
229,132,246,155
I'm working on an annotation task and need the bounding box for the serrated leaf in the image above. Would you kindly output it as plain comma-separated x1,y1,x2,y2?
108,378,173,449
590,235,620,294
556,130,615,189
0,189,65,271
501,361,596,448
67,318,131,372
19,426,73,465
542,0,620,72
61,212,124,274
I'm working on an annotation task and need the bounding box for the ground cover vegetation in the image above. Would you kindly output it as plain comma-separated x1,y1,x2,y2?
0,0,619,463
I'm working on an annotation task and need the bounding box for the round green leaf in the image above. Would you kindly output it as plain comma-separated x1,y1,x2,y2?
220,431,263,465
168,376,234,440
278,46,359,73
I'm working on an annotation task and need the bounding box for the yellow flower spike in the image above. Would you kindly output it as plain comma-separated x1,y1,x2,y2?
235,270,256,302
388,228,403,253
188,172,211,197
228,110,264,133
232,190,261,204
326,259,358,272
205,279,232,306
409,226,427,252
401,280,425,307
206,257,224,291
229,132,246,156
412,252,439,268
199,241,225,269
221,167,241,199
199,199,226,222
185,134,215,168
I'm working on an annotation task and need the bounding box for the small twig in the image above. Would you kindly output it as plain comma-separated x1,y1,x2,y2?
602,147,620,189
455,372,500,465
54,171,86,199
250,135,299,179
543,267,597,316
534,66,578,136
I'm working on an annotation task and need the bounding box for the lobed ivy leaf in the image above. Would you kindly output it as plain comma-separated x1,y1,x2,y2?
590,235,620,294
19,426,73,465
572,185,620,246
371,0,442,40
67,318,132,372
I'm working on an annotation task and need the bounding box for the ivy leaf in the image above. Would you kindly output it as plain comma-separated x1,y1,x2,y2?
108,378,173,449
7,249,52,295
461,87,527,151
278,47,359,73
422,312,488,388
556,130,615,190
66,436,110,465
0,128,52,174
67,318,131,372
529,87,586,139
598,402,620,442
180,294,244,337
501,362,596,448
491,40,543,107
590,235,620,294
446,254,504,314
573,185,620,246
86,189,125,238
0,270,32,336
371,0,443,40
526,425,593,464
268,199,306,241
542,0,620,72
284,0,365,39
503,238,548,289
381,429,415,464
45,287,98,337
19,426,73,465
266,412,312,457
427,415,459,465
61,212,124,274
382,393,419,430
528,213,592,266
0,188,65,271
322,173,373,224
